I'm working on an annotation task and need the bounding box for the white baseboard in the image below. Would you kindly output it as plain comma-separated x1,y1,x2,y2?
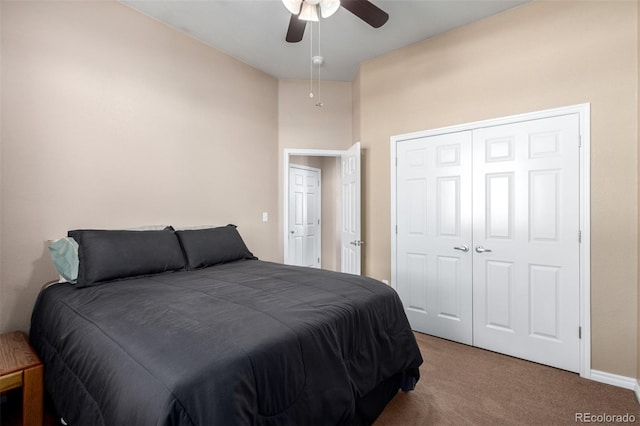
635,380,640,405
590,369,636,390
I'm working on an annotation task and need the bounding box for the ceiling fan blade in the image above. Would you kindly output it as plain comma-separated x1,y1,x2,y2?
286,13,307,43
340,0,389,28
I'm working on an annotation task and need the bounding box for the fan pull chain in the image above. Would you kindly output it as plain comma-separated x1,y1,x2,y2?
306,9,324,107
309,21,314,99
316,19,323,107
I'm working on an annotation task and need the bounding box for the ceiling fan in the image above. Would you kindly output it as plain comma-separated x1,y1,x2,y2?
282,0,389,43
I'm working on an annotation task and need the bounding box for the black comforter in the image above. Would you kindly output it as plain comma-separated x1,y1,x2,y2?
30,260,422,425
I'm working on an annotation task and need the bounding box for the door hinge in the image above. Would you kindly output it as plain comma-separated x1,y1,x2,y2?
579,326,582,339
395,225,398,234
318,219,320,225
578,230,582,243
318,257,320,264
578,134,582,148
395,157,398,167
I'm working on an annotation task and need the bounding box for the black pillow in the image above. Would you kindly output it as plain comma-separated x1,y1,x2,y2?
175,225,256,269
69,229,186,288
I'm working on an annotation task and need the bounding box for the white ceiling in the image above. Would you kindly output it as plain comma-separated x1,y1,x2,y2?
122,0,529,81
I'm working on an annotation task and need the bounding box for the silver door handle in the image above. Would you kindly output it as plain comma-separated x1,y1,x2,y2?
453,245,469,252
350,240,365,246
475,246,492,253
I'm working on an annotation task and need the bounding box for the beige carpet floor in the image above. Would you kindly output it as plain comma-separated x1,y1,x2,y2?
375,332,640,425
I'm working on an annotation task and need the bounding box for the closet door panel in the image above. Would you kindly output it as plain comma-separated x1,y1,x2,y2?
472,114,581,373
396,132,473,345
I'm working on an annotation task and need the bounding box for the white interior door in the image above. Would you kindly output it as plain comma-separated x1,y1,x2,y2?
396,132,473,344
288,165,321,268
472,114,580,372
340,142,361,275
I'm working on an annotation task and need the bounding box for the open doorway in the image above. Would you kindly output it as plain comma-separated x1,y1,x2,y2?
283,144,361,274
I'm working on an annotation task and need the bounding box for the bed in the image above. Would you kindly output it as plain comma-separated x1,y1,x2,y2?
30,225,422,425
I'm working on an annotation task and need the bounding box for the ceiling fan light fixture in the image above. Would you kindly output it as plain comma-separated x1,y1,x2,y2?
299,2,319,22
319,0,340,18
282,0,302,15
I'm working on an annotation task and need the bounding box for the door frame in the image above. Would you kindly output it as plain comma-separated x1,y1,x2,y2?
283,148,347,267
288,163,322,268
390,103,591,378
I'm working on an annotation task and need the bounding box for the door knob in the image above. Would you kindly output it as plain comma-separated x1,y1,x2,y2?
453,245,469,252
350,240,364,246
475,246,492,253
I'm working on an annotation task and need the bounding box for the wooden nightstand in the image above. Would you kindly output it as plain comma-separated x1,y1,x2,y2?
0,331,43,426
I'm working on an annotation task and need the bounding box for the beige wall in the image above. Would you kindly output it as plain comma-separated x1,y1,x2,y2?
278,79,353,258
357,0,638,377
352,71,361,143
320,156,341,271
279,80,353,152
0,1,279,333
637,0,640,387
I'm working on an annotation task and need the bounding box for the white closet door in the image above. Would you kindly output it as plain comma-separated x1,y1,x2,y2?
472,114,581,372
396,131,473,344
